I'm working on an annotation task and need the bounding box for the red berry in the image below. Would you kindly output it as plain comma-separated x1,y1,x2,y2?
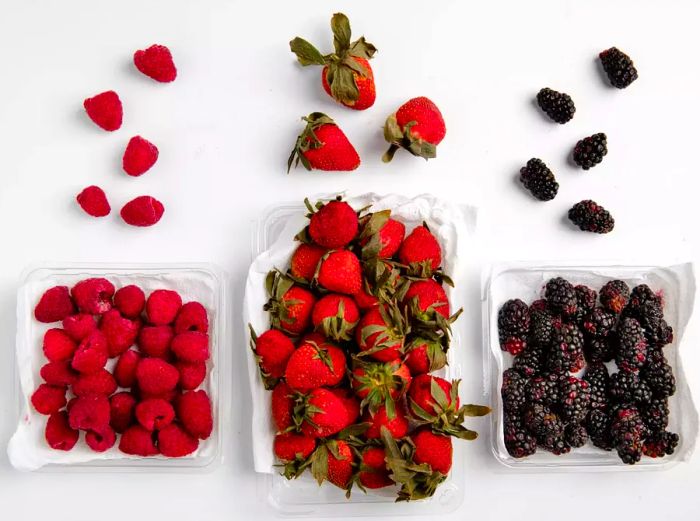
308,200,358,249
271,381,294,431
136,358,179,395
113,285,146,319
158,424,198,457
174,302,209,334
31,384,67,415
171,331,209,363
120,196,165,227
135,398,175,430
71,330,109,374
68,394,111,431
83,90,123,131
273,433,316,461
411,428,453,474
72,369,117,396
290,243,327,282
45,411,79,451
114,349,141,388
76,185,111,217
42,328,78,362
40,360,78,386
146,289,182,325
122,136,159,176
100,309,141,357
358,447,393,489
317,250,362,295
133,44,177,83
176,361,206,390
137,325,174,358
71,278,115,315
398,225,442,273
110,392,137,433
62,314,97,341
34,286,75,323
86,425,116,452
176,390,213,440
252,329,294,379
119,425,159,456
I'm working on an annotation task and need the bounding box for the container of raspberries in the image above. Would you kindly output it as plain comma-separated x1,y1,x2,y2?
244,193,488,516
484,263,698,470
8,263,228,471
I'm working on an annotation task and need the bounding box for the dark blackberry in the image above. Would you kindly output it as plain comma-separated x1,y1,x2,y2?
544,277,578,317
599,280,630,314
558,376,591,423
503,414,537,458
529,299,548,313
501,368,527,414
584,363,610,410
615,318,648,372
648,319,674,348
536,87,576,124
519,158,559,201
599,47,638,89
528,310,556,347
525,372,561,406
623,284,660,318
642,355,676,398
572,133,607,170
565,423,588,448
513,344,545,378
568,200,615,234
547,323,585,374
582,307,617,338
641,398,670,434
643,431,679,458
540,435,571,456
611,406,646,464
498,299,530,355
584,336,615,364
571,285,597,324
609,371,652,405
524,403,565,441
634,301,674,347
586,410,613,451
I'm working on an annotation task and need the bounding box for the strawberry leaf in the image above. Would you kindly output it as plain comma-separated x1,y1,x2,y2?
289,37,326,66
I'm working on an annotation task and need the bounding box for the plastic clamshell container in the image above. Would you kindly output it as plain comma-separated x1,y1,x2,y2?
483,262,698,471
10,263,229,472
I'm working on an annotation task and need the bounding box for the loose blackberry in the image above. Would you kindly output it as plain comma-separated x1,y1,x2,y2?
536,87,576,124
503,414,537,458
558,376,591,423
571,285,597,324
565,423,588,448
599,280,630,314
611,406,646,464
584,336,615,364
513,344,545,378
568,200,615,234
584,363,610,410
501,368,527,414
572,133,607,170
525,372,561,406
544,278,578,317
524,403,565,441
643,431,679,458
642,354,676,398
528,310,556,347
586,409,613,451
609,371,652,405
547,323,585,374
599,47,638,89
520,158,559,201
582,307,617,338
498,299,530,355
615,318,648,372
641,398,670,434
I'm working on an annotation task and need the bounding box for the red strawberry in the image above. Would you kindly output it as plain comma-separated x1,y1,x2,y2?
408,374,457,417
83,91,123,131
323,440,355,489
76,186,111,217
359,211,406,259
288,113,360,172
120,195,164,227
35,286,76,323
305,198,359,249
351,359,411,413
411,428,453,475
122,136,159,176
356,304,408,362
317,250,362,295
327,387,360,426
274,432,316,462
404,337,447,375
290,243,327,282
398,225,442,276
264,270,316,335
311,293,360,341
284,336,346,392
359,446,393,489
249,327,295,389
133,44,177,83
402,279,450,319
300,388,352,438
290,13,377,110
382,96,446,162
363,403,409,439
271,381,296,431
354,285,379,310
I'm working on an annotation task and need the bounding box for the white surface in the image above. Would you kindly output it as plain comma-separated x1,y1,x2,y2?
0,0,699,519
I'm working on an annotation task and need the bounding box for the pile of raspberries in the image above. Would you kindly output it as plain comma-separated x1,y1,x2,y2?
31,277,212,457
498,277,679,464
250,197,489,501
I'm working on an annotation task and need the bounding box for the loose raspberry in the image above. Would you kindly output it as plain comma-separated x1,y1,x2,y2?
71,278,115,315
100,309,141,357
71,330,108,374
136,358,179,395
110,392,137,433
122,136,159,176
76,186,111,217
72,369,117,396
62,314,97,341
133,44,177,83
40,360,78,386
34,286,75,323
120,195,165,227
176,361,206,390
45,411,79,451
68,394,110,431
177,390,213,440
86,425,116,452
31,384,67,415
137,325,174,358
174,302,209,334
119,425,159,456
135,398,175,431
113,285,146,318
158,424,198,457
42,328,78,362
146,289,182,325
83,90,123,131
171,331,209,362
114,349,141,388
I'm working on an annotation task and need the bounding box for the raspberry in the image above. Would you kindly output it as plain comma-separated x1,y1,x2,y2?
158,424,199,457
146,289,182,325
114,349,141,388
71,330,109,374
42,328,78,362
137,325,174,358
119,425,159,456
34,286,75,323
71,278,115,315
136,398,175,430
171,331,210,362
83,90,122,131
76,186,111,217
68,394,111,431
174,302,209,334
113,285,146,319
122,135,159,177
40,361,78,386
100,309,141,357
120,195,165,227
86,425,116,452
45,411,79,451
31,384,67,415
176,361,207,390
72,369,117,396
133,44,177,83
136,358,179,395
62,314,97,341
110,392,137,433
176,390,213,440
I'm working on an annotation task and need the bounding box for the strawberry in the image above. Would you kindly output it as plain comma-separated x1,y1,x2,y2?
358,211,406,259
303,198,359,249
411,428,453,475
300,388,353,438
316,250,362,295
354,285,379,310
398,224,442,277
356,304,409,362
288,113,360,172
404,337,447,375
249,326,295,389
327,387,361,426
133,44,177,83
264,270,316,336
355,259,401,309
408,374,456,416
311,293,360,341
358,446,393,489
382,96,446,162
271,381,296,432
351,359,411,414
289,243,327,282
274,432,316,462
284,336,346,392
309,439,354,490
402,279,450,319
363,403,409,439
290,13,377,110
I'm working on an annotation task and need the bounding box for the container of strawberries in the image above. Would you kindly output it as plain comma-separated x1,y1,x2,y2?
245,193,487,516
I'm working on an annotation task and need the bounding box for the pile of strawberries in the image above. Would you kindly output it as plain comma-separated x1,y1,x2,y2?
250,197,489,501
30,278,212,457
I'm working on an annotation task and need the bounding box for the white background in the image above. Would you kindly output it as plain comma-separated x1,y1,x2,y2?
1,0,699,519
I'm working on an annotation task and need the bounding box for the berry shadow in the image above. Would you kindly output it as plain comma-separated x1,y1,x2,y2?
530,97,554,124
593,57,616,90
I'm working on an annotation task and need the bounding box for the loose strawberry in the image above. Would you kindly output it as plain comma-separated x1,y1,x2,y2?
351,359,411,414
299,388,353,438
290,13,377,110
404,337,447,375
358,446,393,489
309,439,355,490
264,270,316,336
382,96,446,162
398,224,442,277
358,210,406,260
249,326,295,389
289,243,327,282
311,293,360,341
284,335,346,392
300,198,359,249
316,250,362,295
288,113,360,172
363,403,409,439
356,304,409,362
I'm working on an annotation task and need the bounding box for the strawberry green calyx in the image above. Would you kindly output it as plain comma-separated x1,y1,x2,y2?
288,113,337,172
405,337,447,373
358,302,410,359
351,359,411,417
316,298,359,342
382,117,436,163
358,210,390,259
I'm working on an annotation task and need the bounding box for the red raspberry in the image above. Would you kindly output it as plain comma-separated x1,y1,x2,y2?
113,285,146,319
176,361,206,390
114,349,141,388
42,328,78,362
158,424,198,457
133,44,177,83
71,330,108,374
122,135,159,176
100,309,141,357
119,425,159,456
40,360,78,386
137,325,174,358
86,425,116,452
176,390,213,440
135,398,175,430
110,392,137,433
145,289,182,325
83,90,123,131
72,368,117,396
171,331,209,362
71,278,115,315
120,196,165,227
45,411,79,451
34,286,76,323
68,394,110,431
76,186,111,217
136,358,179,395
31,384,67,415
174,302,209,334
62,314,97,341
139,388,177,402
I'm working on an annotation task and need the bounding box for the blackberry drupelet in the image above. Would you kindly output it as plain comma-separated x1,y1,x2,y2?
536,87,576,124
520,158,559,201
642,354,676,398
498,299,530,355
643,431,679,458
641,398,670,434
599,47,638,89
573,133,607,170
571,285,597,324
525,372,561,406
565,423,588,448
513,344,545,378
584,336,615,364
609,370,652,405
547,323,585,374
529,310,556,347
599,280,630,314
568,200,615,234
584,362,610,410
586,409,613,451
559,376,591,423
615,318,648,372
583,307,617,337
501,368,527,414
545,277,578,317
611,406,646,464
503,414,537,458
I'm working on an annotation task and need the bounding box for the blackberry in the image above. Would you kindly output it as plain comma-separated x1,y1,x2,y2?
647,319,674,348
524,403,565,441
529,299,547,313
571,285,597,324
520,158,559,201
547,323,585,374
584,336,615,364
599,47,638,89
615,318,648,372
568,200,615,234
582,307,617,338
503,415,537,458
609,371,652,405
558,376,591,423
642,355,676,398
634,301,673,347
623,284,660,318
498,299,530,355
528,310,556,347
572,133,607,170
501,368,527,414
584,363,610,410
599,280,630,314
513,344,545,378
641,398,670,434
525,372,561,406
643,431,679,458
544,277,578,317
540,435,571,455
586,409,613,451
611,406,646,464
536,87,576,124
565,423,588,448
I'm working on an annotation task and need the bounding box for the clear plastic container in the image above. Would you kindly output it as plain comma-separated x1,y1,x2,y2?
483,262,698,471
9,263,229,472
